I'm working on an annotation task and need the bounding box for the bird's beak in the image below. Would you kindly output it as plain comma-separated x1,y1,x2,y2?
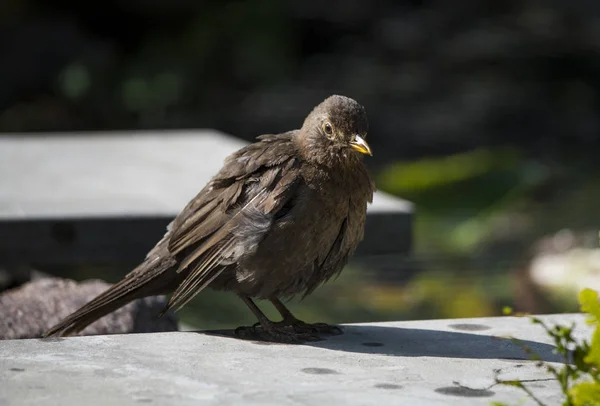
349,135,373,156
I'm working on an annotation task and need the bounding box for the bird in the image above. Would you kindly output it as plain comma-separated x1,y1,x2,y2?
44,94,375,343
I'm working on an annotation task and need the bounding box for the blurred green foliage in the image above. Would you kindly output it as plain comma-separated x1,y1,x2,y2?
378,147,543,254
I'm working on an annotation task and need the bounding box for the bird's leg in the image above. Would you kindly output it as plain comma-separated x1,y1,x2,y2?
235,296,319,343
269,297,343,336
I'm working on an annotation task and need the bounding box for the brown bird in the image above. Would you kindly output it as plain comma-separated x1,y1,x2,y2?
44,95,375,342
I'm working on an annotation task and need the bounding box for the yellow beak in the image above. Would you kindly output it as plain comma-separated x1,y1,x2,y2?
349,135,373,156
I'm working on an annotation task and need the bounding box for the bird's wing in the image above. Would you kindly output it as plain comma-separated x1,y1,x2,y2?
164,132,301,312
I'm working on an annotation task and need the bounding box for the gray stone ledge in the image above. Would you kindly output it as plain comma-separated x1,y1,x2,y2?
0,314,590,406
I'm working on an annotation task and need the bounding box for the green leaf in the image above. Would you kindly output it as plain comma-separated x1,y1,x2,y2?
585,327,600,368
579,289,600,323
579,289,600,368
573,346,591,373
569,381,600,406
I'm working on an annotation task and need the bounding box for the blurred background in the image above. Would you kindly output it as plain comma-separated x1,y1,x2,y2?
2,0,600,332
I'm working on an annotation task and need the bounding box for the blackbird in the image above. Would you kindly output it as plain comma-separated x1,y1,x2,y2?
44,94,375,343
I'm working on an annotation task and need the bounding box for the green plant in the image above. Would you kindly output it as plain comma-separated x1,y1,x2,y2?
494,289,600,406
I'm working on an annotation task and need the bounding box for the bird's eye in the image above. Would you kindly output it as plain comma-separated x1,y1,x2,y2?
323,122,333,135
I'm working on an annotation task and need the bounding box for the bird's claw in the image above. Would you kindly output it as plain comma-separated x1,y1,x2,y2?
290,321,343,336
234,323,320,343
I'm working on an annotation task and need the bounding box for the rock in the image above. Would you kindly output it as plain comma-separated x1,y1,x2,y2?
0,277,178,340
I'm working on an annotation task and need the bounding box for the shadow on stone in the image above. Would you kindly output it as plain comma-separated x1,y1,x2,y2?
200,324,562,363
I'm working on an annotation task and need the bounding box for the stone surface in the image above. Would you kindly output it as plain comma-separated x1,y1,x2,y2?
0,277,178,340
0,313,590,405
0,130,412,268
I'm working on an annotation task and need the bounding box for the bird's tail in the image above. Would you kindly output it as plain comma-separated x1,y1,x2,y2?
43,256,179,338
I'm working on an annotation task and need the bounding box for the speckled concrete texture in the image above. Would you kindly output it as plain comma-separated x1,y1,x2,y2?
0,314,589,405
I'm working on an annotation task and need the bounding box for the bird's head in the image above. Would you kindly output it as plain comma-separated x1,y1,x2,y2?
297,95,372,165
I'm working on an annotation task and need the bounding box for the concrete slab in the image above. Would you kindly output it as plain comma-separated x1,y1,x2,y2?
0,130,412,266
0,314,589,406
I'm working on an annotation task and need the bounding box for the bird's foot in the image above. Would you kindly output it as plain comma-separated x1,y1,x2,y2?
234,322,320,343
285,320,344,336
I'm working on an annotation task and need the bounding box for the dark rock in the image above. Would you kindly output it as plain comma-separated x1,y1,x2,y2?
0,277,178,340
